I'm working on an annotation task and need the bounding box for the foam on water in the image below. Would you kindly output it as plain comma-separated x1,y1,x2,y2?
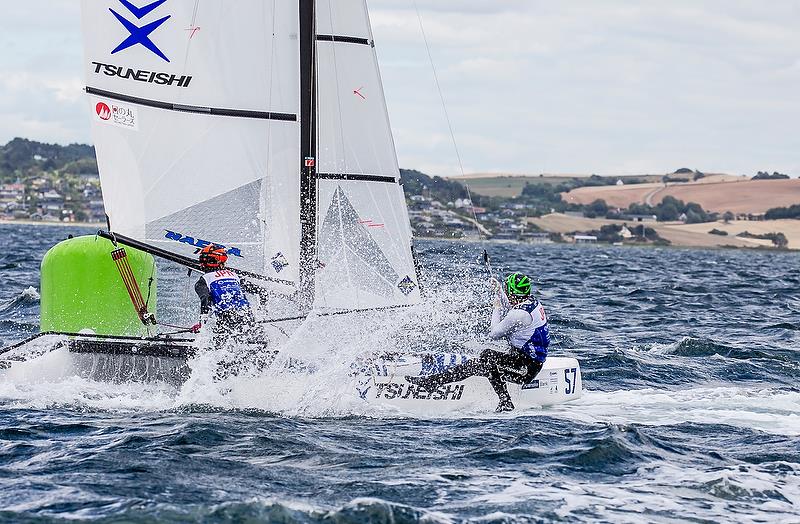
2,225,800,522
559,387,800,436
1,288,798,429
477,461,800,523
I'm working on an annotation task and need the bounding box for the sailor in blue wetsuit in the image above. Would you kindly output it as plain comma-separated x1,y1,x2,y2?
192,245,258,344
192,245,274,378
407,273,549,412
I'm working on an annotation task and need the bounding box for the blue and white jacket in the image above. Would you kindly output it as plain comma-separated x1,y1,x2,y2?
195,269,250,315
489,297,550,363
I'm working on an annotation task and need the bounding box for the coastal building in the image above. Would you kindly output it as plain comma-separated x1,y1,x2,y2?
522,232,553,244
38,190,65,218
493,229,519,241
0,184,25,218
89,200,106,222
0,183,24,202
574,235,598,244
628,214,657,223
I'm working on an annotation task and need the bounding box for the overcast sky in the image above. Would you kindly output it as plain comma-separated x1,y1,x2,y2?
0,1,798,177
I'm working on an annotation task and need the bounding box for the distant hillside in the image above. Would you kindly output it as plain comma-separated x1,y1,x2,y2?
450,174,662,198
0,138,97,181
400,169,469,203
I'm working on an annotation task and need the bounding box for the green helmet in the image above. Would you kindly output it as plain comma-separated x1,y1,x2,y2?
505,273,532,297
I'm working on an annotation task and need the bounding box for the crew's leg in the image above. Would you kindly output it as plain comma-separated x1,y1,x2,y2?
213,312,258,379
406,357,487,388
497,352,543,385
480,349,518,411
519,359,543,384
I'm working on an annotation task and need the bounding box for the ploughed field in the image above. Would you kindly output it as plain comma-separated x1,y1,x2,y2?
563,175,800,214
529,213,800,249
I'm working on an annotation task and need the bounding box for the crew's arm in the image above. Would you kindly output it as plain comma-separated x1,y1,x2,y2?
489,278,511,310
195,278,212,315
489,309,531,340
497,289,510,310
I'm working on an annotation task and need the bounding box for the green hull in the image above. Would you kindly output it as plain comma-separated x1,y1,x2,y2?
40,235,157,337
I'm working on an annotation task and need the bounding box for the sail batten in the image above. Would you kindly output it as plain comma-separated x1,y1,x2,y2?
317,173,398,184
316,35,373,46
87,86,298,121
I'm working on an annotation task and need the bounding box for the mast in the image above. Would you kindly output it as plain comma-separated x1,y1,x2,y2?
298,0,318,307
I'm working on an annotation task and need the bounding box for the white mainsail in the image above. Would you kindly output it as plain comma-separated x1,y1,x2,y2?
82,0,421,309
314,0,422,309
81,0,301,282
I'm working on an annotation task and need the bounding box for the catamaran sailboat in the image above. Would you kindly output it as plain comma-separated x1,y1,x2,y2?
0,0,581,411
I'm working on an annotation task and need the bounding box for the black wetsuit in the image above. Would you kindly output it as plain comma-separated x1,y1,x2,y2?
409,298,549,410
414,349,542,406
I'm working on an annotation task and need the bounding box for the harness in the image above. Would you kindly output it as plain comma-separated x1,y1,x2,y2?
203,270,250,313
514,299,550,363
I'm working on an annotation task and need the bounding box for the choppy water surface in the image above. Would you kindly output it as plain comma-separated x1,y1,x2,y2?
1,224,799,523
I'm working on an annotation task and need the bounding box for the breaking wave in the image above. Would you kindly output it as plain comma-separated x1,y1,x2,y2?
0,287,39,315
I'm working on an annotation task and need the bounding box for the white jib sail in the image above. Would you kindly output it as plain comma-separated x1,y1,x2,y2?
81,0,301,283
314,0,422,310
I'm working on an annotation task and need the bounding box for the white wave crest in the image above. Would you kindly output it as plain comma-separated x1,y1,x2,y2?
551,386,800,436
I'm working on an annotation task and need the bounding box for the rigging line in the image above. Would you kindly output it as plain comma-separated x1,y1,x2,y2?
257,0,279,250
362,0,400,182
0,332,196,355
412,1,483,240
145,257,156,310
258,303,414,325
326,0,349,178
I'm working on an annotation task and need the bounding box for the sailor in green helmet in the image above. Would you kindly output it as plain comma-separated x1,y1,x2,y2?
407,272,550,412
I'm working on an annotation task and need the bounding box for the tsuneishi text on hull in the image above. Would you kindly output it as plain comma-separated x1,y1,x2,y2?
373,382,466,401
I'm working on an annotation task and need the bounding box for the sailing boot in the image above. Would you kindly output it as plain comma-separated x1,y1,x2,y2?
495,396,515,412
487,363,515,412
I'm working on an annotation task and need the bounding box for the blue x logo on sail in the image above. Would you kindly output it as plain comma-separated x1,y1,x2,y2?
110,0,171,63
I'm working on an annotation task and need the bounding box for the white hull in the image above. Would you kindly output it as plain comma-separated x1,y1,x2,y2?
3,337,583,414
352,355,582,414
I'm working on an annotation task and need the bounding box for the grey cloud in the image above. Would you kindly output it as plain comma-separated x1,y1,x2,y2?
0,1,797,176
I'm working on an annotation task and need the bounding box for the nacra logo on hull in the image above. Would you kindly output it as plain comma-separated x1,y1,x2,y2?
164,230,243,258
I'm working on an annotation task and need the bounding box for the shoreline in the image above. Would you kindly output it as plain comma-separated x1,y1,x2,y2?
0,219,102,229
3,219,796,253
413,235,798,252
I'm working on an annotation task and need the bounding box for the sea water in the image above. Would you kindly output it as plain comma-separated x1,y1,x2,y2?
0,224,798,523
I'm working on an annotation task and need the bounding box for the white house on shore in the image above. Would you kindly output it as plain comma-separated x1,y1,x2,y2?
574,235,598,244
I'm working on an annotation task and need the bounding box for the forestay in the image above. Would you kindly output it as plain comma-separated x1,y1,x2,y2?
314,0,422,309
81,0,301,283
